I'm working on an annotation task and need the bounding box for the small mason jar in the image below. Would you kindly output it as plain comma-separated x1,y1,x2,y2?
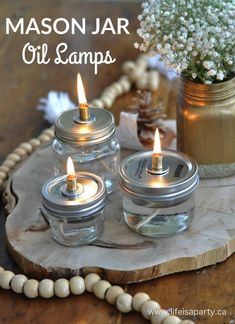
119,150,199,237
53,108,120,194
42,171,107,246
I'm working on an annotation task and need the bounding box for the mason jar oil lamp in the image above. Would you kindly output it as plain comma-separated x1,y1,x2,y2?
42,157,107,246
119,129,199,237
52,74,120,194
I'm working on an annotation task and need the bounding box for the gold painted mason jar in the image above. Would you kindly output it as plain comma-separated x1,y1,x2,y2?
177,77,235,178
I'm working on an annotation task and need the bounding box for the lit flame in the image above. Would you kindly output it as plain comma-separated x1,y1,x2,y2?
67,156,76,176
153,128,162,154
77,73,87,106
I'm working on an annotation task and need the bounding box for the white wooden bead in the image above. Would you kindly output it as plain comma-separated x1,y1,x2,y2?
93,280,111,299
101,97,113,109
136,77,148,90
122,61,136,75
136,60,147,70
84,273,101,292
150,309,170,324
69,276,85,295
84,273,101,293
0,267,4,273
129,69,144,83
0,271,14,289
101,92,116,102
162,315,181,324
11,274,28,294
13,148,27,158
141,300,161,320
42,128,54,138
119,79,131,92
54,278,70,298
111,83,123,96
133,292,150,312
2,160,15,168
0,171,7,181
89,99,104,109
23,279,39,298
116,293,132,313
106,285,124,305
102,87,118,98
19,142,33,153
38,134,51,143
148,79,159,92
29,138,41,148
136,54,149,64
7,153,21,163
180,321,195,324
0,166,10,174
39,279,54,298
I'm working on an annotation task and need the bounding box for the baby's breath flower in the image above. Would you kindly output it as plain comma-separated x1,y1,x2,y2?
136,0,235,83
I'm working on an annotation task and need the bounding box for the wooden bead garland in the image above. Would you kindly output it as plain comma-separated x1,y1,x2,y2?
0,55,195,324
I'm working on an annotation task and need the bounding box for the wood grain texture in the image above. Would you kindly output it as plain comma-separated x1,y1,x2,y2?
4,143,235,287
0,1,234,324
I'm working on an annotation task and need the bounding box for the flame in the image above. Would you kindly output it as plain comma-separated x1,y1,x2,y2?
153,128,162,154
67,156,76,176
77,73,87,106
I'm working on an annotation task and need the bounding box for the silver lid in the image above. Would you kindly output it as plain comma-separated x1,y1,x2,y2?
55,108,116,145
119,150,199,203
42,172,107,219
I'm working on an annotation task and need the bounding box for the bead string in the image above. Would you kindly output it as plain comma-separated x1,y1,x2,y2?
0,55,195,324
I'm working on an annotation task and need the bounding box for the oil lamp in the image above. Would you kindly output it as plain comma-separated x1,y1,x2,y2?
42,157,107,246
52,73,120,194
119,128,199,237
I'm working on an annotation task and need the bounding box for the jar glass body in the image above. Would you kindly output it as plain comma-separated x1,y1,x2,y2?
177,77,235,178
43,209,105,247
123,194,195,237
52,135,120,194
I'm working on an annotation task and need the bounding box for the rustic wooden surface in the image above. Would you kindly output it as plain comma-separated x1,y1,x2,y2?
5,144,235,285
0,1,234,323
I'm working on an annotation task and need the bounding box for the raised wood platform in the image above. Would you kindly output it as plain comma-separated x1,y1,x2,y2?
4,143,235,284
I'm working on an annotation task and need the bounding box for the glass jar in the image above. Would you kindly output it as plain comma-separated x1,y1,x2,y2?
53,108,120,194
42,171,107,246
119,150,199,237
177,77,235,178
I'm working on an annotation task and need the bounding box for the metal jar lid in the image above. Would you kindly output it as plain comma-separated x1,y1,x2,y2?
119,150,199,204
55,108,116,145
42,172,107,219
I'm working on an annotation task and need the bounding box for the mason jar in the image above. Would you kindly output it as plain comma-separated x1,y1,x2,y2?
53,108,120,194
177,77,235,178
42,171,107,246
119,150,199,237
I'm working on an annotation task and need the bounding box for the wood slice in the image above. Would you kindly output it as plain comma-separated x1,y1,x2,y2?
4,143,235,284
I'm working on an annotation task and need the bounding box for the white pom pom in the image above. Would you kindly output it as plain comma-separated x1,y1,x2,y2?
37,91,76,124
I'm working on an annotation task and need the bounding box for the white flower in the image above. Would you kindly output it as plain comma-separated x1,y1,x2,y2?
217,71,225,80
136,0,235,83
203,61,214,70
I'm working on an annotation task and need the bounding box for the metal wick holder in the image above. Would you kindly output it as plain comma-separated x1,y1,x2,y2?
61,182,84,198
146,159,169,175
73,113,96,125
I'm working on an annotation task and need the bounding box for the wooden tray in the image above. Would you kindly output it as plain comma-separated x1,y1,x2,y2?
4,143,235,284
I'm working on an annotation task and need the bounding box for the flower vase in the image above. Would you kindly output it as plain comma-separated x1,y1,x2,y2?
177,77,235,178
